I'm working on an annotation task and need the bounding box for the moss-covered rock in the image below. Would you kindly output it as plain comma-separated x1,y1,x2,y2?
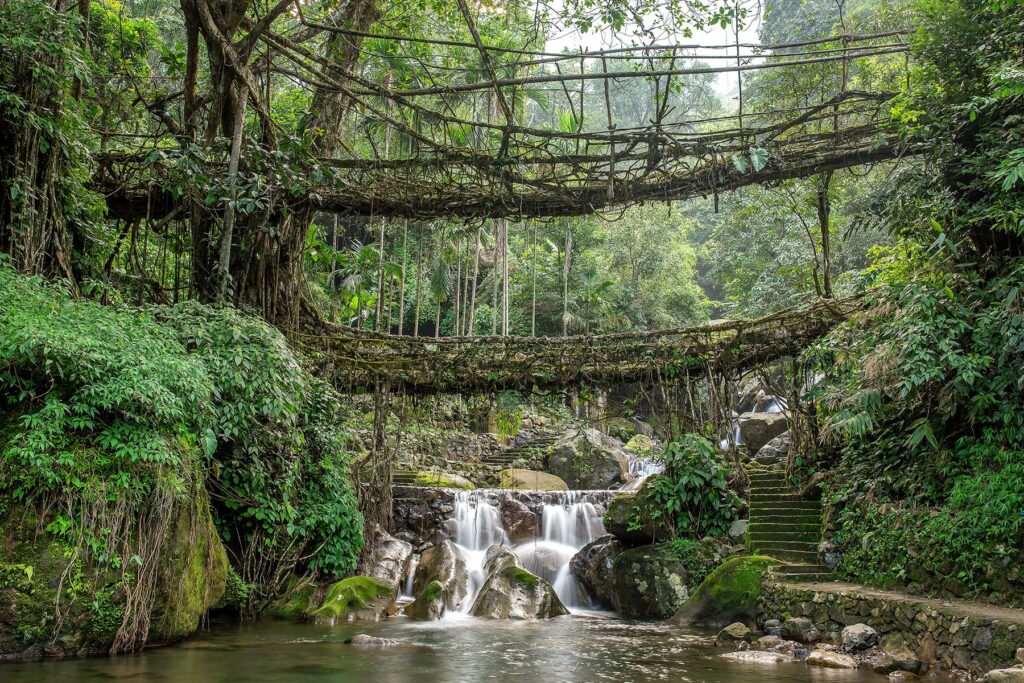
0,472,228,659
603,479,672,547
547,428,629,489
611,540,726,618
671,555,779,627
498,469,568,491
412,471,475,490
266,579,319,620
309,576,397,624
405,580,447,620
469,566,568,619
624,434,656,454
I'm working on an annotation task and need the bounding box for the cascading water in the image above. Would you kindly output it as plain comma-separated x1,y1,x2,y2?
618,456,665,491
447,489,611,612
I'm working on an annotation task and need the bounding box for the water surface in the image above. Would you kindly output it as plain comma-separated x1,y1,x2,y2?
3,613,906,683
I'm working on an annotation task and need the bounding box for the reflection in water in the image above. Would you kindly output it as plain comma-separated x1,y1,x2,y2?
0,616,908,683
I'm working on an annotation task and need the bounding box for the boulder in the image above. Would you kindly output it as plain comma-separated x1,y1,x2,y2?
345,634,401,647
360,524,413,594
547,428,629,489
630,418,656,438
603,480,672,546
516,542,569,582
671,556,778,628
985,670,1024,683
752,431,790,466
611,542,722,619
411,540,470,611
806,649,857,669
405,580,447,621
841,623,879,652
717,623,752,646
873,653,927,675
720,651,791,664
310,577,397,623
763,619,782,636
755,635,783,650
498,469,568,491
499,495,539,542
1018,647,1024,664
738,413,789,453
624,434,656,454
569,535,622,608
412,471,475,490
728,519,748,544
780,617,820,644
469,566,569,619
483,545,520,576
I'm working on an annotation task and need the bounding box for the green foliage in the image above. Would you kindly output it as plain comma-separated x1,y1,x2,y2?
0,264,363,583
647,434,740,538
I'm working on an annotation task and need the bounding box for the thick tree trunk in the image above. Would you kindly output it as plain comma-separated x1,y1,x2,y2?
816,171,834,298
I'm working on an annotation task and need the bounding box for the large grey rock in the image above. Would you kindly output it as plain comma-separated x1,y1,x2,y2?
411,540,470,611
841,623,879,651
611,543,718,618
569,535,622,608
753,431,790,465
717,623,752,646
360,524,414,594
985,670,1024,683
728,519,748,544
603,479,672,546
483,544,520,576
806,649,857,669
1018,647,1024,664
738,413,789,453
499,495,538,542
547,428,629,489
780,617,820,644
469,566,569,619
345,634,401,646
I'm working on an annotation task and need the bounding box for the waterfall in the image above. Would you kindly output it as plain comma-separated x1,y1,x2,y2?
448,489,610,611
618,456,665,492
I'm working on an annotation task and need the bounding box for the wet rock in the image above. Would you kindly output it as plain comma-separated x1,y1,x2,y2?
405,580,447,621
738,413,789,453
720,651,792,664
499,496,538,542
497,469,568,491
469,566,569,619
360,524,414,594
763,619,783,637
985,670,1024,683
717,623,752,646
310,576,397,623
411,540,470,611
547,428,629,489
603,481,672,546
780,617,820,644
806,649,857,669
842,623,879,651
873,653,926,675
569,535,622,608
755,635,783,650
345,634,401,646
517,543,569,581
483,545,520,576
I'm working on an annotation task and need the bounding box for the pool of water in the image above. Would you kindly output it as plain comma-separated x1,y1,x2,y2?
1,612,926,683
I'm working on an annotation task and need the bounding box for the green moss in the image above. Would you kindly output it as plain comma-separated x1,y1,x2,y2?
420,580,445,602
267,582,318,620
513,567,540,588
310,576,395,620
672,555,779,627
412,471,475,490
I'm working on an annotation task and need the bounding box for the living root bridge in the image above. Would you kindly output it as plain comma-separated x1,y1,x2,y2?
294,296,864,394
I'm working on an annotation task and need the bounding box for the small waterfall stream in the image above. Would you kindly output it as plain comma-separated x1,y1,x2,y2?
448,489,612,611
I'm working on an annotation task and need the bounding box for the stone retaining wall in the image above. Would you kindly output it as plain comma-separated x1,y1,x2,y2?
760,579,1024,676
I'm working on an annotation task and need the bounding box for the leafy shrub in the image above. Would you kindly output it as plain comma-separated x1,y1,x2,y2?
647,433,740,538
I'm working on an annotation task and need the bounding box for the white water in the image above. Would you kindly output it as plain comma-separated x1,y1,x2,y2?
618,456,665,492
448,489,610,611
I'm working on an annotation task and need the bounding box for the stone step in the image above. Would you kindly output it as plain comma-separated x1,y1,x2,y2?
749,500,822,511
748,521,821,534
752,538,818,550
774,564,831,575
778,572,835,583
750,493,804,502
749,532,821,544
756,548,819,563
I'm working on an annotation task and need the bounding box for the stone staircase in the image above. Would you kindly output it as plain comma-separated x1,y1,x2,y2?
747,468,834,583
480,429,561,477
